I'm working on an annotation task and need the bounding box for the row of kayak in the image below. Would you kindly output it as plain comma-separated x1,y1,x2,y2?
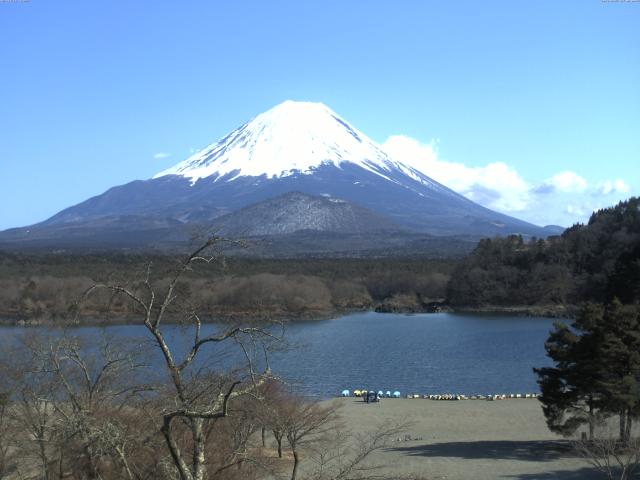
417,393,540,400
341,389,401,398
340,390,541,400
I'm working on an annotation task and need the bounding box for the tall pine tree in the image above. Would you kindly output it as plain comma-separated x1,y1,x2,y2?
536,301,640,441
535,303,604,439
595,300,640,442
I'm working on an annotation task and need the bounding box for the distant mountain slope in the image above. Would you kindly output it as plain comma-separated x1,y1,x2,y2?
0,100,552,252
211,192,400,236
0,215,188,249
543,225,565,235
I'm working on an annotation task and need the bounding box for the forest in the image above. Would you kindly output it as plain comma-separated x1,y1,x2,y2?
447,197,640,310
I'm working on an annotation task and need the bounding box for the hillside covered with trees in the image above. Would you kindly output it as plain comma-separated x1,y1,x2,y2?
447,197,640,310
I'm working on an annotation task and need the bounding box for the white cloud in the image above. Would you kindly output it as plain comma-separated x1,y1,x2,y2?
153,152,172,159
538,171,588,193
382,134,634,227
596,179,630,195
565,204,588,217
382,135,532,212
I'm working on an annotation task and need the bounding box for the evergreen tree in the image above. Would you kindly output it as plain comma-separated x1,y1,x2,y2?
535,301,640,441
448,196,640,307
595,300,640,442
535,304,604,439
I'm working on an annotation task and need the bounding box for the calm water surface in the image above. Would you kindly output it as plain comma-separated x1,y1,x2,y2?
0,312,560,398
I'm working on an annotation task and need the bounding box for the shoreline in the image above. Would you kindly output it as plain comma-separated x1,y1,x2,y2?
0,303,575,327
451,303,576,319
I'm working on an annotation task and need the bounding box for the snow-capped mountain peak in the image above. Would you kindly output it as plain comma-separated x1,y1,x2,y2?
154,100,405,183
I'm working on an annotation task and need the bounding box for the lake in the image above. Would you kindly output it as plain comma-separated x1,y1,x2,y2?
0,312,560,398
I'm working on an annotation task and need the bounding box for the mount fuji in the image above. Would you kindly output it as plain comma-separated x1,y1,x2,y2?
0,101,554,253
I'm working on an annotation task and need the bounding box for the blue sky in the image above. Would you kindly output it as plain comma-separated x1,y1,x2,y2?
0,0,638,230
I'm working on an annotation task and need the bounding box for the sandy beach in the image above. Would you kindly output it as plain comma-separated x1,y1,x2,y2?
326,398,601,480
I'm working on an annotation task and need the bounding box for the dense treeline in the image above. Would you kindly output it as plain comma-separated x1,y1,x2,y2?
0,254,454,323
448,197,640,309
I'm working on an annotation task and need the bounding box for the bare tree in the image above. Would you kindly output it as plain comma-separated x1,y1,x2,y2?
253,380,290,458
0,389,14,479
574,425,640,480
0,337,58,480
2,332,150,480
78,236,280,480
303,420,411,480
15,390,56,479
0,340,18,480
255,387,414,480
283,399,336,480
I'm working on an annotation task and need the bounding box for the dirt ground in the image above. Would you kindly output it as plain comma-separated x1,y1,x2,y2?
324,397,603,480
